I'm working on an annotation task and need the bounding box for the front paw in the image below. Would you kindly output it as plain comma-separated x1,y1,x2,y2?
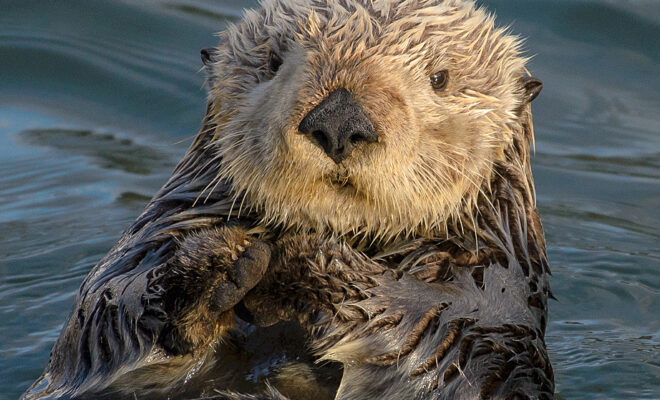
167,226,271,315
211,238,271,313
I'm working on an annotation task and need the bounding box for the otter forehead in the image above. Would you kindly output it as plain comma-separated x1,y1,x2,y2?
215,0,525,94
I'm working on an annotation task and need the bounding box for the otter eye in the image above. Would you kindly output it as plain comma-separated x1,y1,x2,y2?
430,70,449,91
268,51,283,75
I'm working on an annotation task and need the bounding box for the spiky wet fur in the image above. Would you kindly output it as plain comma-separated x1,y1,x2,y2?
206,0,530,241
23,0,553,399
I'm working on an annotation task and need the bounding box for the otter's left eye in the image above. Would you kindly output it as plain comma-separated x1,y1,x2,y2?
430,70,449,91
268,52,283,75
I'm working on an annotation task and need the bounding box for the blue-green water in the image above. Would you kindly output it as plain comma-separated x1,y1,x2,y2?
0,1,658,399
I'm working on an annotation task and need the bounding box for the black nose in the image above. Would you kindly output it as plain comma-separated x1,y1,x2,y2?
298,88,377,164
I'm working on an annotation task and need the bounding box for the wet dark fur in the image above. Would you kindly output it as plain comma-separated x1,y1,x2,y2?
24,99,553,399
24,12,554,398
26,106,553,399
22,107,263,399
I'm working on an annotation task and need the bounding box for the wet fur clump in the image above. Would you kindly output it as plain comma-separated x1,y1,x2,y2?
24,1,553,399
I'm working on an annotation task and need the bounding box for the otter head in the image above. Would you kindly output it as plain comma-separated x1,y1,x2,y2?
202,0,542,239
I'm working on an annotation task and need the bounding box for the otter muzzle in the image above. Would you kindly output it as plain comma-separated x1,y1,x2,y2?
298,88,377,164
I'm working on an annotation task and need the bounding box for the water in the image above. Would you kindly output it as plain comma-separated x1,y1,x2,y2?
0,0,658,398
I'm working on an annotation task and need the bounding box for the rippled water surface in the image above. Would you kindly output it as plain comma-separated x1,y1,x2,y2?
1,1,658,399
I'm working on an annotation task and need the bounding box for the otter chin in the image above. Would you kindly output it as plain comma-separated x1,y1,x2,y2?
24,1,552,399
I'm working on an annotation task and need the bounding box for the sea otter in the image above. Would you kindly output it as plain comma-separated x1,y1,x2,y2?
23,0,552,399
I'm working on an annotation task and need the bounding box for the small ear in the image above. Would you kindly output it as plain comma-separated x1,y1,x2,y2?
200,48,216,66
522,76,543,104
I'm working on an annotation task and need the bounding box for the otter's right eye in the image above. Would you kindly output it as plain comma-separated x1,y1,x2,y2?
268,52,283,75
430,70,449,91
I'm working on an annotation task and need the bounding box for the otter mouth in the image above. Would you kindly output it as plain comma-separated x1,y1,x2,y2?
330,176,352,188
326,172,356,193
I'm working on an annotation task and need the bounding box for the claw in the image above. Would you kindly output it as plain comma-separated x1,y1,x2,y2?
236,245,245,253
231,253,239,261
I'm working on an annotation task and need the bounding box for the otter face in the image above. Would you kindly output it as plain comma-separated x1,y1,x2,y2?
205,0,534,238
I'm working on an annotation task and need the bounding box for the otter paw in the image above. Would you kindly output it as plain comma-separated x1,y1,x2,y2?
210,239,271,314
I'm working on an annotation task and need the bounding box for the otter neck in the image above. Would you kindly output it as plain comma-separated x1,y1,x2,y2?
446,108,548,277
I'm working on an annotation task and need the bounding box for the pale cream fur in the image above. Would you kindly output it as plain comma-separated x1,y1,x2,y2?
203,0,530,241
